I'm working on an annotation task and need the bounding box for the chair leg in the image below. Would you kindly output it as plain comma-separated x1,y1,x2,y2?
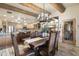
34,47,41,56
56,45,58,51
52,51,55,56
48,49,56,56
55,41,58,51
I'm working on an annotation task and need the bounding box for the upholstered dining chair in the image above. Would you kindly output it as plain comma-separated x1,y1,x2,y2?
39,31,59,56
55,31,60,51
11,33,34,56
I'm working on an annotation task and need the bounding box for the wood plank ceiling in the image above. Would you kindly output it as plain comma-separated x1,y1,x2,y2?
0,3,65,18
50,3,65,13
20,3,51,15
0,3,38,17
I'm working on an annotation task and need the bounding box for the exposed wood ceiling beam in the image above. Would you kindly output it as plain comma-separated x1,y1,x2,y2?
50,3,65,13
0,3,38,17
20,3,51,15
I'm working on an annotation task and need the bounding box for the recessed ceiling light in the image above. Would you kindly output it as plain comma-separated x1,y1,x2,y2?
3,15,7,17
24,23,27,25
11,16,14,18
17,17,21,20
24,20,26,22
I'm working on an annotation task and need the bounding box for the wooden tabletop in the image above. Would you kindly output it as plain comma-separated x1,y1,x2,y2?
24,37,43,43
24,37,48,48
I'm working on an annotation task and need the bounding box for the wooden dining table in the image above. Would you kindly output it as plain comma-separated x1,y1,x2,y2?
24,37,49,55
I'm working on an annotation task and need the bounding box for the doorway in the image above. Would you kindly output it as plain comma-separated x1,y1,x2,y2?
62,18,76,45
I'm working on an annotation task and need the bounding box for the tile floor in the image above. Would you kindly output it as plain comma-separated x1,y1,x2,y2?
55,42,79,56
1,42,79,56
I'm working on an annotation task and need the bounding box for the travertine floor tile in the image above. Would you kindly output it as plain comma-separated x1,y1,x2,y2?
55,43,79,56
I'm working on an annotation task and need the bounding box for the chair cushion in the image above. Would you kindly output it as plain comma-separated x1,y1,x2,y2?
18,44,30,55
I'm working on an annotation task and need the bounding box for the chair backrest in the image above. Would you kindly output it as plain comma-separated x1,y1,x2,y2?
11,33,19,56
54,31,60,50
48,31,56,53
30,31,36,38
48,31,60,55
30,31,42,38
